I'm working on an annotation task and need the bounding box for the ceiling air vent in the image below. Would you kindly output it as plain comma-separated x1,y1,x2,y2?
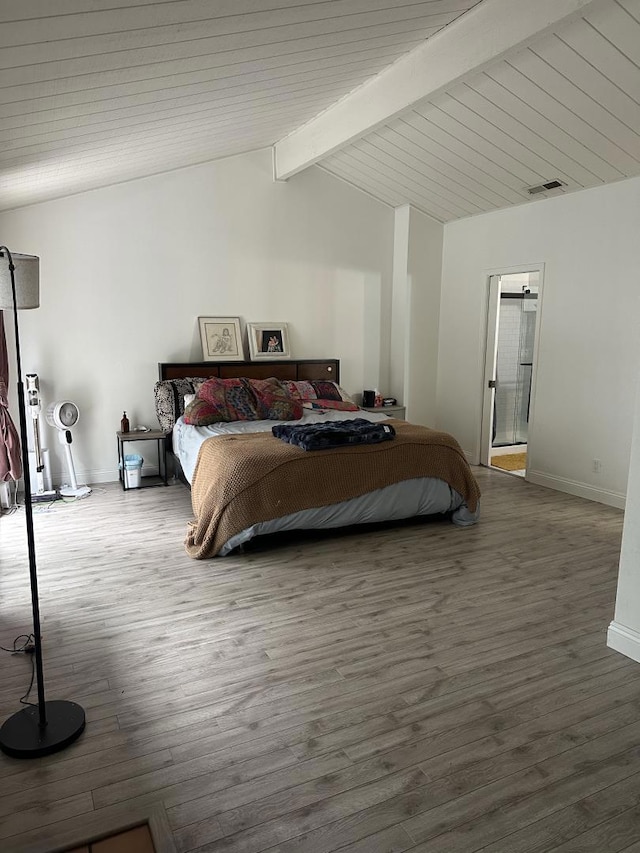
526,179,566,195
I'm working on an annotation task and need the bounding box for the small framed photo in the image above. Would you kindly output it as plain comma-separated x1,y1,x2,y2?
198,316,244,362
247,323,291,360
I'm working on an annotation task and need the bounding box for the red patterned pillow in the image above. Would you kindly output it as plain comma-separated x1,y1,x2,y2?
183,397,222,426
183,377,261,425
281,380,317,400
249,378,303,421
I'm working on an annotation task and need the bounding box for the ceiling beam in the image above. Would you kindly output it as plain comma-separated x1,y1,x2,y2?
273,0,600,180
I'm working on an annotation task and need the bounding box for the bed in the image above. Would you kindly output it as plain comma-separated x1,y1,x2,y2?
156,360,480,558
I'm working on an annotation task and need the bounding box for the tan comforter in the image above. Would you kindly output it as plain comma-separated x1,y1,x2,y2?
185,421,480,558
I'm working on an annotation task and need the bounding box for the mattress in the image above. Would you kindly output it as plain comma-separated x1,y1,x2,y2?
173,410,480,555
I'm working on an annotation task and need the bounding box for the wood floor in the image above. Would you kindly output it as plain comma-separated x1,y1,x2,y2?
0,468,638,853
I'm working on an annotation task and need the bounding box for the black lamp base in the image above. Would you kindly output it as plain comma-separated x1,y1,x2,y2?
0,700,85,758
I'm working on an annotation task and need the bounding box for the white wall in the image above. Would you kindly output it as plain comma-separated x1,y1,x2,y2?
609,365,640,661
0,149,393,484
390,205,443,425
406,207,442,426
438,177,640,505
390,206,411,407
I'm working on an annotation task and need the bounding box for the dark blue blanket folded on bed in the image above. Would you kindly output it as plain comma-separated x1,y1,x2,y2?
272,418,396,451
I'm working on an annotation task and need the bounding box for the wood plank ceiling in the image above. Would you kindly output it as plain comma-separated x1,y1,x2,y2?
0,0,480,212
321,0,640,221
1,0,639,222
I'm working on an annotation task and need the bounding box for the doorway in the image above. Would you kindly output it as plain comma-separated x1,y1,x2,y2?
480,270,542,477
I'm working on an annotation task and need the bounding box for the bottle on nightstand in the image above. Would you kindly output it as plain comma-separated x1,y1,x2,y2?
120,411,130,433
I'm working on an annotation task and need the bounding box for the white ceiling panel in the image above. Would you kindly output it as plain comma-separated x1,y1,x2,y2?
321,0,640,222
2,0,639,220
0,0,479,210
363,128,519,209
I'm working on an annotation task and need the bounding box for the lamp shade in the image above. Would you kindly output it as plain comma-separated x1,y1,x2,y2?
0,252,40,310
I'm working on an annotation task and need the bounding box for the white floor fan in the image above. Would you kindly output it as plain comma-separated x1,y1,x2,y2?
46,401,91,498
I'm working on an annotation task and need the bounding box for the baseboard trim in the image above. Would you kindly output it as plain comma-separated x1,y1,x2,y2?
526,470,625,510
42,466,161,486
607,621,640,663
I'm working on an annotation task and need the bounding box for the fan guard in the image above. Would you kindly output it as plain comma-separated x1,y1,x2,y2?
45,401,91,498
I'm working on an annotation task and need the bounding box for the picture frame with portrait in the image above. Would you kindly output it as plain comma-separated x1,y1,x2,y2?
247,323,291,360
198,316,244,362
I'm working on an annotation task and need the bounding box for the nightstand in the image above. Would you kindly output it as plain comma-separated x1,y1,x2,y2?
360,405,406,420
116,429,170,491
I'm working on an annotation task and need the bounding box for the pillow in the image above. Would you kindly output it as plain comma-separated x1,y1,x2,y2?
184,377,303,425
281,380,356,404
302,399,359,411
310,381,343,402
249,378,303,421
183,377,261,426
281,380,317,401
154,378,205,431
183,393,196,407
182,397,222,427
333,384,357,404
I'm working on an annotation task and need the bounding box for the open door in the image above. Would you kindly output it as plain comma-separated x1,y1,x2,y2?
480,275,501,467
480,269,542,476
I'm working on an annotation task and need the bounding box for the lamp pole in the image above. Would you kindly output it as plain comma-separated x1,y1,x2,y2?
0,246,85,758
6,250,47,727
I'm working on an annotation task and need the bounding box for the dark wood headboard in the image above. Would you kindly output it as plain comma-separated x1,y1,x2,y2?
159,359,339,383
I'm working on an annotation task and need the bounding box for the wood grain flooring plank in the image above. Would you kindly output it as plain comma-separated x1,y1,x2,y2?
0,791,94,841
179,767,429,853
351,677,640,790
247,802,420,853
92,745,303,810
247,698,640,853
171,753,420,851
254,703,640,853
305,824,414,853
0,469,632,853
230,694,640,853
167,694,406,765
346,658,636,763
477,769,640,853
404,740,640,852
0,749,173,819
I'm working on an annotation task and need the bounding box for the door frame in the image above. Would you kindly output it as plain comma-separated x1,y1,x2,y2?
479,263,545,474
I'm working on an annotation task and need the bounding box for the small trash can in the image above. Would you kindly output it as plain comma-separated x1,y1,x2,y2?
122,454,143,488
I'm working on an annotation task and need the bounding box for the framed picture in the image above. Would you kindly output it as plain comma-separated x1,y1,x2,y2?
247,322,291,360
198,316,244,362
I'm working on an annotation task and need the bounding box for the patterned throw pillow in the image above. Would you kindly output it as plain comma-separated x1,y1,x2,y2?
182,397,221,427
281,380,317,401
281,380,356,404
183,377,261,426
248,378,303,421
311,381,343,401
160,376,352,428
154,378,205,431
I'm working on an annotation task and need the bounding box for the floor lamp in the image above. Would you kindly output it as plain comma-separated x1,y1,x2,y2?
0,247,85,758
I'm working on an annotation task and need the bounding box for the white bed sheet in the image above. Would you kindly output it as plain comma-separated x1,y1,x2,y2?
173,410,479,554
